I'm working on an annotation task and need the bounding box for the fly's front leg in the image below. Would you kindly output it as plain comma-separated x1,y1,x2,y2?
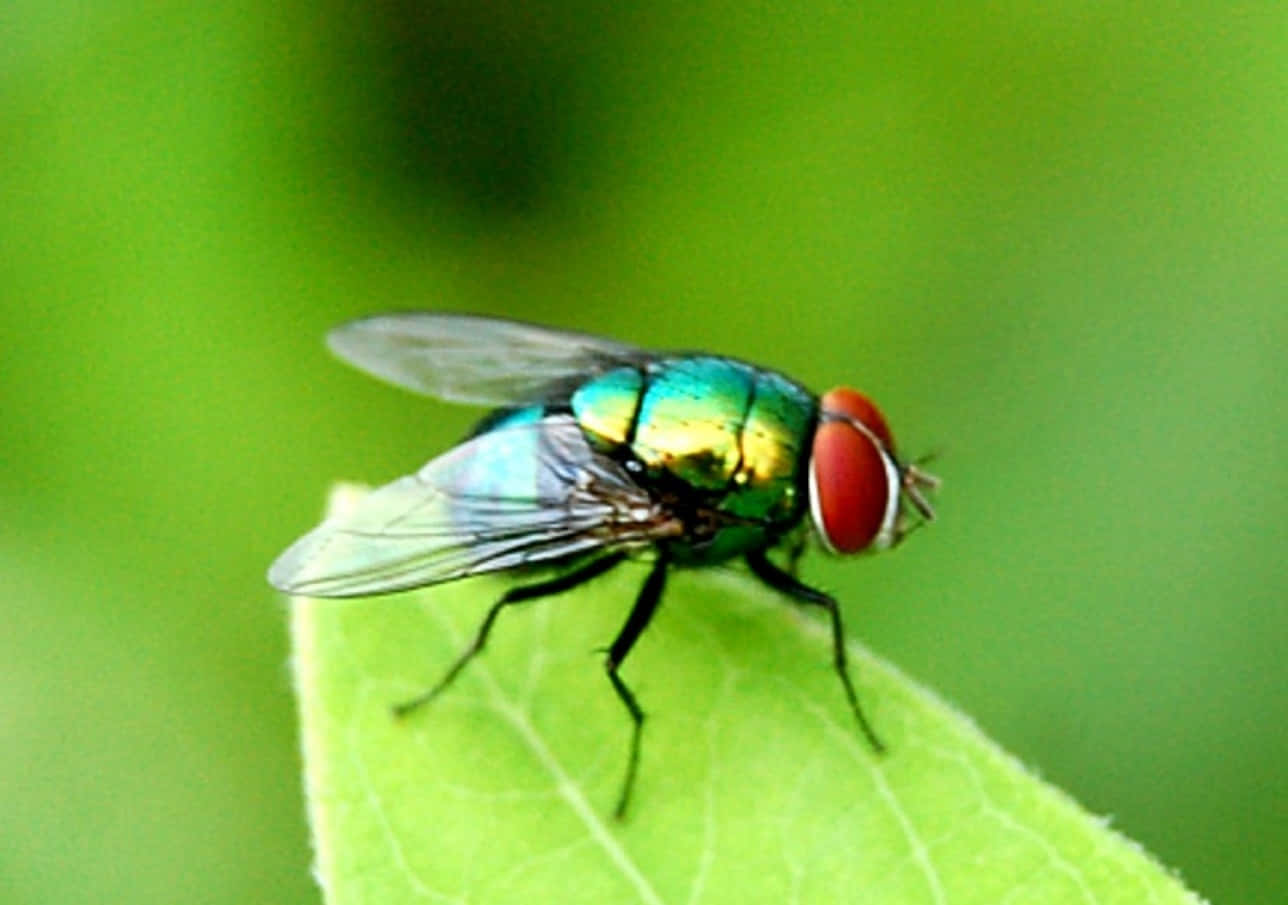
394,552,627,718
781,526,809,578
745,548,885,754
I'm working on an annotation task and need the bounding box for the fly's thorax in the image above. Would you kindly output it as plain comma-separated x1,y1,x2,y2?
571,356,815,562
717,367,814,524
630,356,751,490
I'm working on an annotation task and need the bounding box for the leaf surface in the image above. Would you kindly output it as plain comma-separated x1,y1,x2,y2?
292,485,1208,905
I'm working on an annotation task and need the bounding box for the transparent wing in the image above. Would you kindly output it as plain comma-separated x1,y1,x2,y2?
268,415,681,597
327,312,649,406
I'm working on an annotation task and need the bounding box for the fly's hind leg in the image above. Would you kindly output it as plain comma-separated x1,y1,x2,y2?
394,552,627,718
746,548,885,754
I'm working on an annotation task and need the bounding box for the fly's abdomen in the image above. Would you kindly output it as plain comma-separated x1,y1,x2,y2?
458,406,546,496
567,367,643,452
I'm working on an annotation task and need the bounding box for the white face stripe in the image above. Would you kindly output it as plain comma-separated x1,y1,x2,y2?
871,445,902,550
807,416,902,553
807,462,839,554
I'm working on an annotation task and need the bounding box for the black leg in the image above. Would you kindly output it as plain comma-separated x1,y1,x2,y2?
746,548,886,754
604,551,669,819
782,528,808,578
393,552,627,718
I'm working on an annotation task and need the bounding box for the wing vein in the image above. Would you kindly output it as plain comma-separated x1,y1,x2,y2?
268,415,674,597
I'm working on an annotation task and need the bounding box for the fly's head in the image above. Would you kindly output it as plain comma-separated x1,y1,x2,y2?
808,387,940,555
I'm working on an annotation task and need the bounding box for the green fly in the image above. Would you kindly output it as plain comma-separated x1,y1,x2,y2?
269,312,938,817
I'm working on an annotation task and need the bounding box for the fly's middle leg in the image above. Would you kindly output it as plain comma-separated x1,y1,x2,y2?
603,551,669,819
393,552,627,718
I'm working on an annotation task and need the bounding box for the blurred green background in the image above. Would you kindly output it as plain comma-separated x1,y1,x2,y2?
3,2,1284,903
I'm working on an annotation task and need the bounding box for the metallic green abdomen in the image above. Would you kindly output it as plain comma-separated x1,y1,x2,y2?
571,356,816,562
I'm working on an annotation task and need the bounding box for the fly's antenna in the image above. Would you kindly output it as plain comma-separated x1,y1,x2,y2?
901,462,940,522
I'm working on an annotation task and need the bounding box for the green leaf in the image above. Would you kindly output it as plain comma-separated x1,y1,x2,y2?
292,486,1208,905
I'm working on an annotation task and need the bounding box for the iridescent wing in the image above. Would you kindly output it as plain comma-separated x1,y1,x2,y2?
327,312,649,406
268,415,682,597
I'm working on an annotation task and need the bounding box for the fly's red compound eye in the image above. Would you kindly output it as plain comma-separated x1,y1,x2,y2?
819,387,895,451
809,388,901,553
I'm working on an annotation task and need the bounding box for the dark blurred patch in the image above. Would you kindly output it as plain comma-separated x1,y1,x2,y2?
327,0,615,222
